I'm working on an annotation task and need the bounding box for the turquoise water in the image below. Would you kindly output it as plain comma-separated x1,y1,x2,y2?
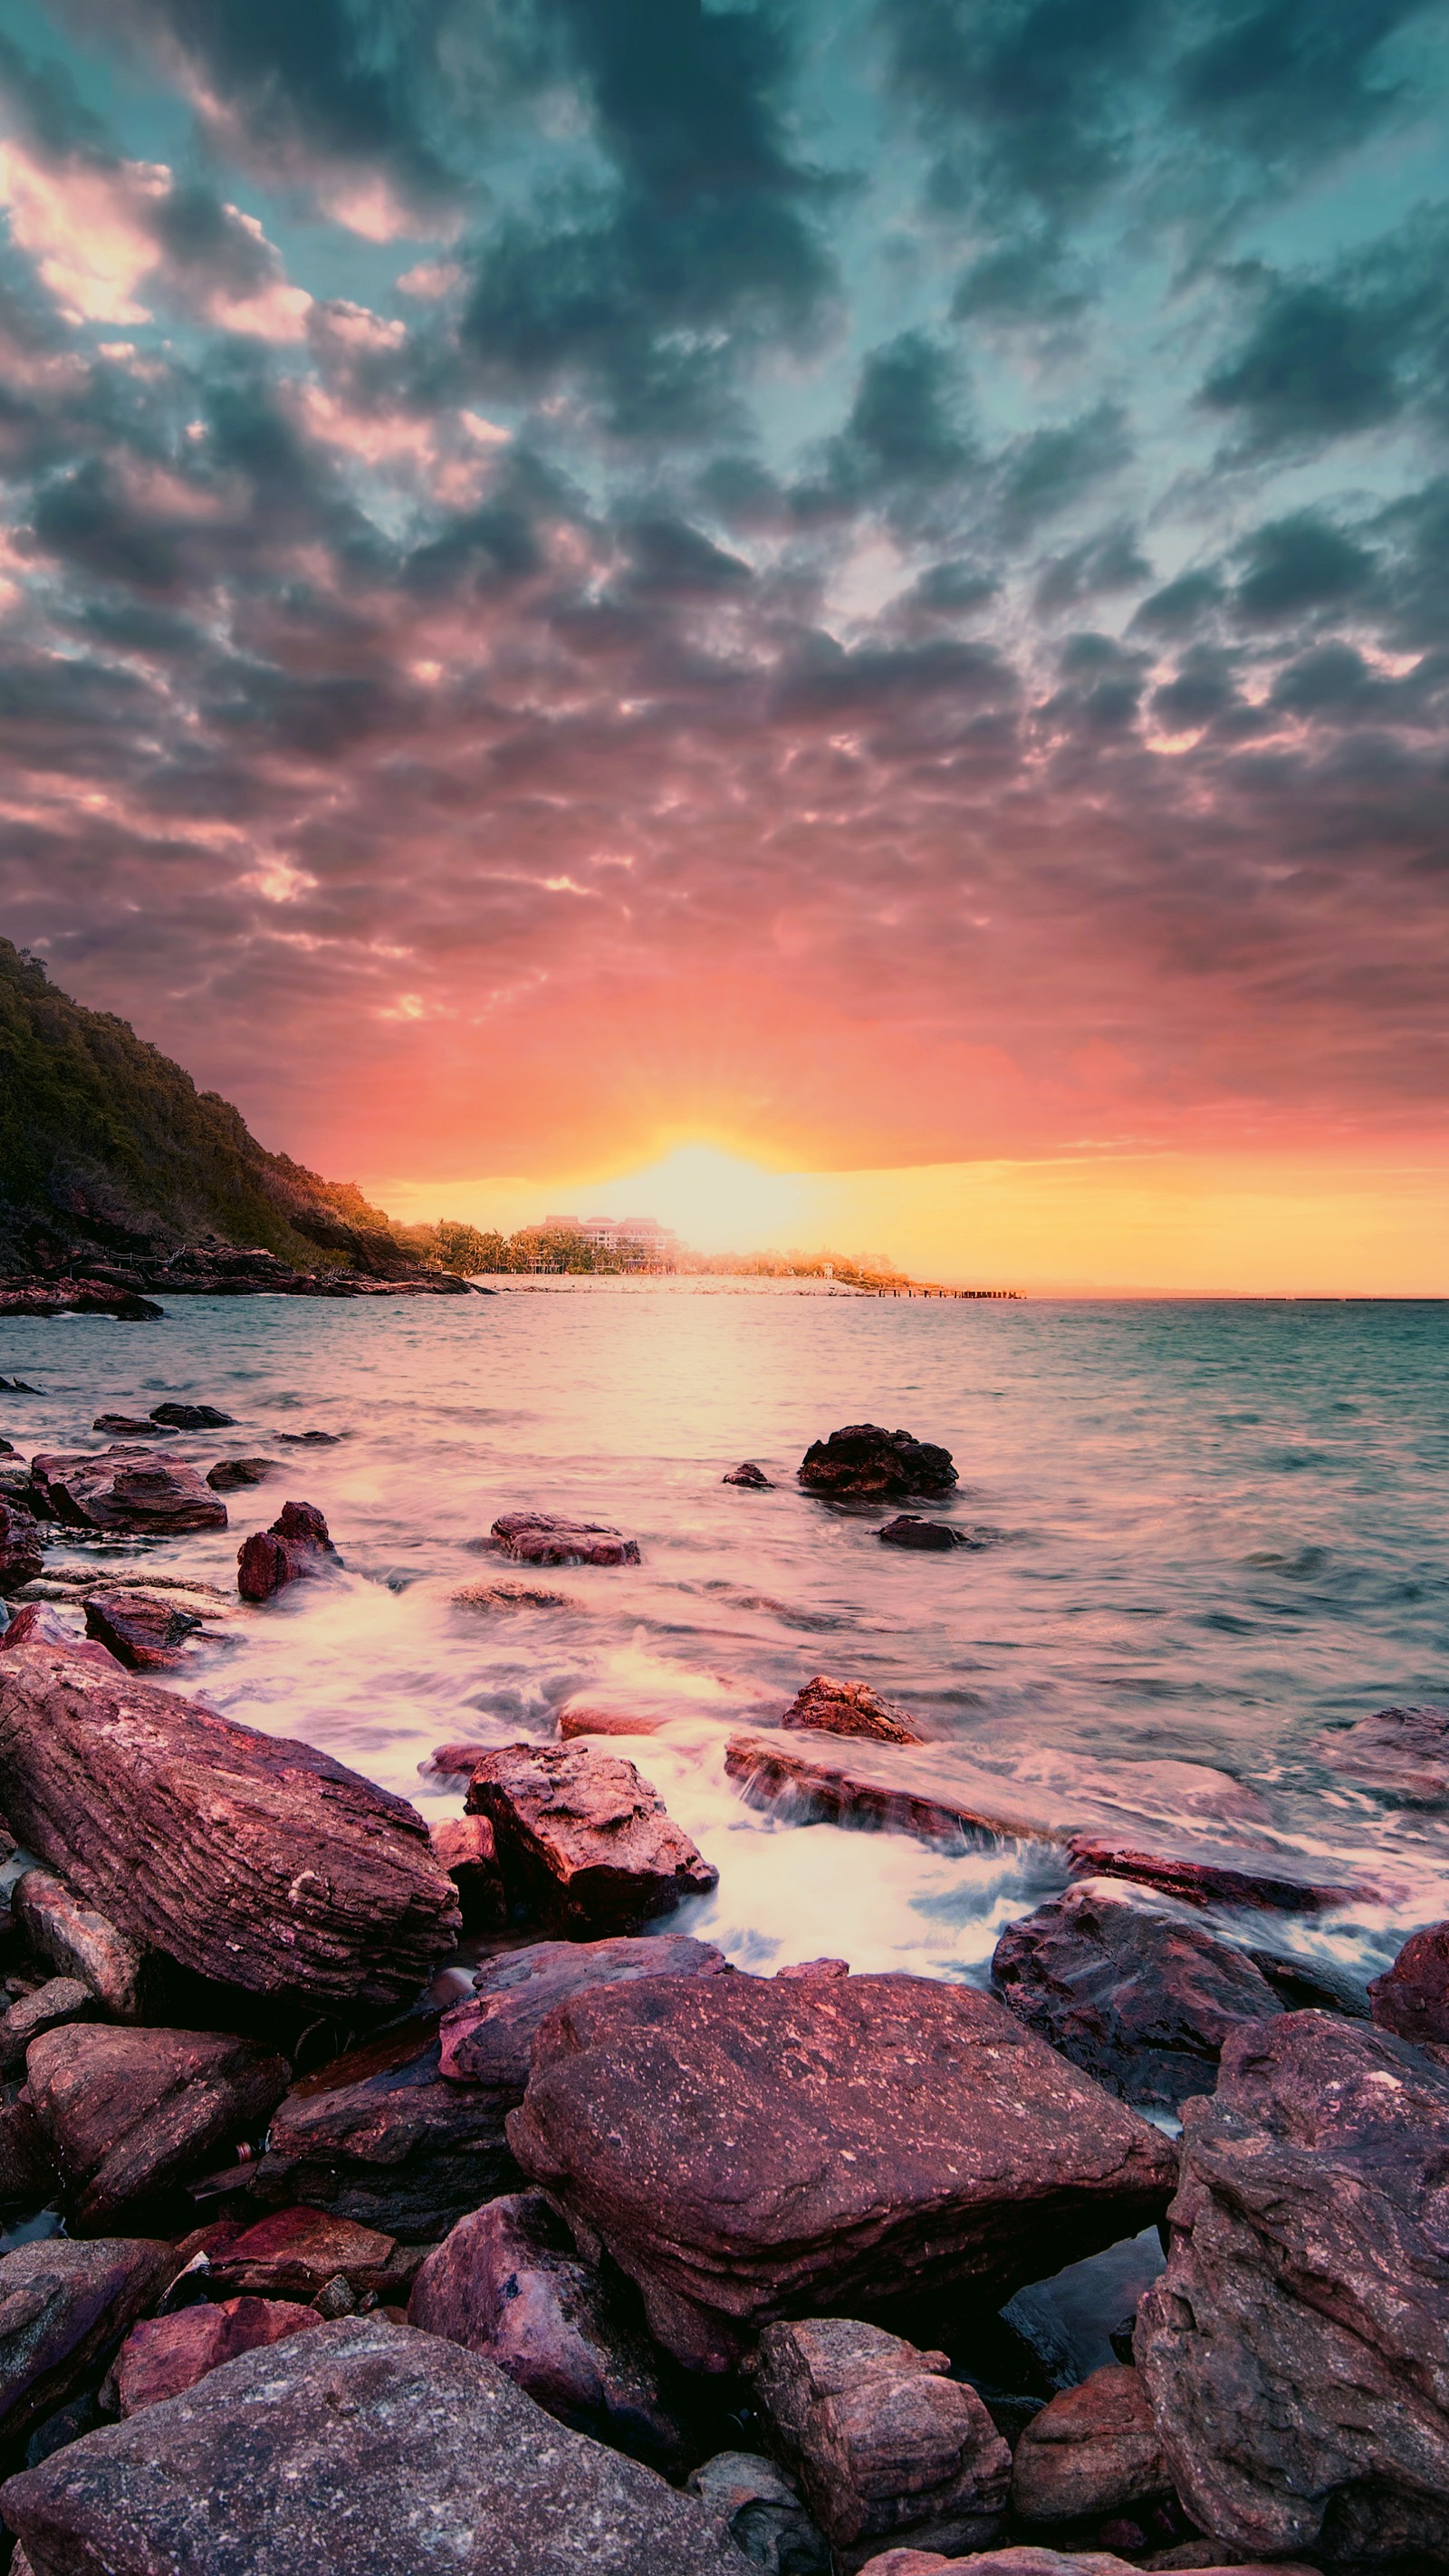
3,1286,1446,1990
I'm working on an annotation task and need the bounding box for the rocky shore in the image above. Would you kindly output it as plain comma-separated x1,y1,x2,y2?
0,1244,482,1319
0,1414,1441,2574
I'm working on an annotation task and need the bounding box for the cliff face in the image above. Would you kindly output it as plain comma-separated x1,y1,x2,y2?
0,943,409,1274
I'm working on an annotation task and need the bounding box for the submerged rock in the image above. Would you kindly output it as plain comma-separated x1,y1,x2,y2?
798,1426,957,1503
0,2236,179,2446
877,1518,971,1552
0,1501,43,1593
149,1403,235,1430
29,1447,227,1535
466,1741,717,1934
206,1456,278,1491
236,1498,341,1601
0,1650,460,2004
1315,1702,1449,1803
94,1415,173,1438
1368,1918,1449,2043
25,2023,289,2226
438,1934,730,2088
724,1464,772,1489
1010,2366,1169,2525
83,1589,203,1670
782,1675,923,1747
1066,1830,1373,1916
112,2296,319,2417
451,1577,575,1611
13,1869,147,2018
489,1512,642,1567
509,1971,1177,2371
275,1427,343,1444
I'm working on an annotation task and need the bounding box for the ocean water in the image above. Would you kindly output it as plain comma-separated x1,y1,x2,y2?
4,1283,1446,2006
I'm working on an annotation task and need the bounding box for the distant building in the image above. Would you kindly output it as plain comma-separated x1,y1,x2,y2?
540,1215,680,1268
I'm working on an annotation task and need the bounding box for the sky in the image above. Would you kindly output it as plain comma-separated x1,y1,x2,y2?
0,0,1446,1288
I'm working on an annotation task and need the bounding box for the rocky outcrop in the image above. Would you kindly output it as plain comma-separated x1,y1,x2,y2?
991,1879,1282,2109
798,1427,956,1503
753,2317,1011,2570
0,1602,120,1668
723,1464,772,1489
236,1499,341,1601
429,1815,506,1927
149,1402,235,1429
0,1285,161,1320
878,1518,971,1552
509,1972,1176,2371
13,1870,147,2018
0,2236,179,2445
0,1500,43,1593
1066,1830,1371,1915
208,2208,419,2303
687,2453,829,2572
466,1742,717,1934
0,2315,750,2576
1368,1919,1449,2042
1010,2366,1169,2524
0,1650,460,2004
206,1456,277,1490
25,2023,289,2226
1135,2012,1449,2565
28,1447,227,1534
782,1676,924,1747
488,1513,642,1567
83,1589,202,1669
1315,1703,1449,1802
0,1978,92,2073
408,2190,689,2469
112,2296,319,2416
438,1934,729,2088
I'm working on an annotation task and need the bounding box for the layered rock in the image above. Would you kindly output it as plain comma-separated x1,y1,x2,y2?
798,1427,957,1503
25,2023,289,2225
208,2208,419,2303
488,1512,641,1567
509,1972,1176,2370
0,2237,179,2445
0,1604,120,1669
112,2295,319,2416
0,2316,748,2576
0,1978,92,2073
992,1879,1282,2109
0,1500,43,1593
29,1447,226,1533
753,2317,1010,2570
1368,1919,1449,2043
782,1676,924,1747
13,1870,147,2018
408,2190,688,2469
466,1742,717,1934
429,1814,506,1927
0,1650,460,2004
1010,2366,1169,2524
83,1589,203,1670
1135,2012,1449,2564
1066,1831,1371,1916
236,1499,341,1601
438,1934,729,2087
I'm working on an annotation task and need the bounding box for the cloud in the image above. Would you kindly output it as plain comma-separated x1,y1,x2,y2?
1230,511,1378,621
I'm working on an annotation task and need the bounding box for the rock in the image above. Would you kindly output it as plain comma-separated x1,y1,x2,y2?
13,1870,148,2018
250,2014,524,2243
0,1651,461,2004
878,1518,972,1552
1135,2012,1449,2564
236,1498,341,1600
1243,1946,1371,2018
28,1448,227,1535
0,1978,93,2074
208,2207,418,2303
855,2556,1145,2575
558,1702,672,1740
688,2452,829,2571
206,1456,278,1491
408,2188,689,2468
782,1676,924,1747
0,1501,43,1594
25,2023,289,2226
724,1464,772,1489
991,1880,1283,2109
276,1427,343,1444
724,1734,1071,1849
777,1959,849,1980
430,1814,506,1927
1066,1831,1373,1916
452,1578,574,1611
0,2236,179,2445
489,1512,641,1567
466,1741,717,1934
0,2100,58,2204
149,1403,235,1429
1368,1919,1449,2042
1010,2366,1169,2524
425,1740,493,1779
798,1427,956,1503
1314,1703,1449,1802
509,1973,1177,2371
112,2295,320,2416
83,1589,203,1670
438,1933,730,2088
0,1603,121,1669
0,1287,161,1321
753,2317,1011,2570
93,1414,173,1437
0,2313,750,2576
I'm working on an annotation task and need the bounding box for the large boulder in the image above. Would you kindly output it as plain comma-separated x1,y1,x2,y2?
991,1879,1283,2109
0,2236,179,2446
13,1869,147,2018
753,2317,1010,2571
236,1499,341,1602
1314,1704,1449,1803
0,2316,751,2576
439,1934,729,2087
466,1742,717,1934
112,2295,319,2416
782,1677,923,1747
489,1513,641,1567
1368,1919,1449,2043
24,2023,288,2227
0,1500,43,1593
1009,2366,1168,2524
28,1448,226,1534
1135,2012,1449,2565
408,2190,689,2469
798,1427,956,1503
0,1649,460,2005
508,1972,1177,2371
83,1589,202,1670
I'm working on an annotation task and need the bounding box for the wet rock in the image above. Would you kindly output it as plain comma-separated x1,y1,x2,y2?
798,1426,957,1503
93,1415,173,1438
1243,1946,1371,2019
112,2294,320,2416
425,1739,493,1779
558,1701,672,1740
724,1733,1070,1849
509,1972,1177,2372
235,1497,340,1601
13,1870,147,2018
782,1675,924,1747
0,1603,121,1669
0,1501,43,1594
1135,2012,1449,2565
0,1287,160,1321
0,1978,92,2074
0,1651,461,2005
991,1879,1282,2110
430,1814,506,1927
276,1427,343,1444
0,2313,750,2576
1066,1831,1373,1916
466,1740,717,1934
208,2206,419,2303
753,2316,1011,2570
0,2236,179,2446
1314,1703,1449,1803
29,1447,227,1535
149,1403,235,1430
489,1511,642,1567
438,1933,730,2087
688,2452,830,2572
206,1456,277,1491
251,2014,523,2243
1368,1917,1449,2043
452,1577,573,1610
408,2188,689,2469
724,1464,772,1489
25,2023,289,2226
878,1518,971,1552
83,1589,203,1670
1010,2366,1169,2524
